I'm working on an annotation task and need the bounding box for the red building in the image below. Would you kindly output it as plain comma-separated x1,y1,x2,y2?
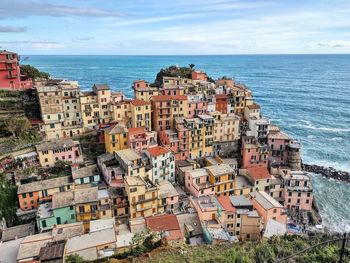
215,94,228,113
0,50,32,90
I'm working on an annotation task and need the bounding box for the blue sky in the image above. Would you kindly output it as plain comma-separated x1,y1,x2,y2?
0,0,350,54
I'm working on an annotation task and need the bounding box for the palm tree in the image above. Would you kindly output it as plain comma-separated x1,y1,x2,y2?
189,63,195,70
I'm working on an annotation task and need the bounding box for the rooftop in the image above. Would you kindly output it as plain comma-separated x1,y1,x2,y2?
146,146,170,157
158,181,179,198
246,103,260,110
146,214,181,232
230,195,252,208
18,176,72,194
116,149,141,164
36,138,79,152
17,232,52,261
52,191,74,209
205,164,235,177
128,127,147,135
250,191,283,210
246,166,271,181
74,187,98,204
187,168,209,178
38,240,65,262
104,124,127,135
93,84,110,90
52,222,84,242
89,218,115,233
1,223,35,242
216,196,236,212
72,165,99,180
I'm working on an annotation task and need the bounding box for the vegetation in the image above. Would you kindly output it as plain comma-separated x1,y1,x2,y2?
0,172,18,226
79,132,105,162
152,65,215,87
3,117,32,137
65,254,86,263
20,64,50,80
90,234,349,263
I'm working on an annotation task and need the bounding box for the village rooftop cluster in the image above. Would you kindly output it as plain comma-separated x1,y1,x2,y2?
0,50,315,263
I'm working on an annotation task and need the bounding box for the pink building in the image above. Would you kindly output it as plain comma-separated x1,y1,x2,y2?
185,168,214,197
175,118,190,160
250,191,287,227
36,139,83,167
97,153,125,188
159,129,183,160
268,126,291,166
241,137,269,169
128,127,157,153
191,70,207,81
281,169,313,211
188,95,207,118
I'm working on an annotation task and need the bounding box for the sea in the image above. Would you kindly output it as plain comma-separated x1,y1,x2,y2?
25,54,350,232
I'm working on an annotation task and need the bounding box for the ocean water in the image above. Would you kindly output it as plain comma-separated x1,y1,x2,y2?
26,54,350,232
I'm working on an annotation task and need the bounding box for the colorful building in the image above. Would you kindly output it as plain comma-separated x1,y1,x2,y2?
250,191,287,227
125,176,159,219
244,166,272,192
128,127,157,153
36,138,83,167
143,146,175,183
72,165,101,188
0,50,32,90
206,164,236,196
130,99,152,129
104,124,128,154
36,191,76,232
133,80,159,102
74,187,99,232
17,176,73,211
184,168,214,197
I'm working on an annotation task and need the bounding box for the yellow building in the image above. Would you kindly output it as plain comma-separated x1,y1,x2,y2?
130,99,152,130
125,176,158,219
198,115,214,156
115,149,145,178
206,164,236,196
93,84,112,124
133,80,159,102
80,91,100,128
104,124,128,154
97,189,113,219
110,100,131,126
74,187,99,232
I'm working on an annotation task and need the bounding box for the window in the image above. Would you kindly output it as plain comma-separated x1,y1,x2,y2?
56,217,61,224
273,209,277,213
22,193,26,198
42,220,47,228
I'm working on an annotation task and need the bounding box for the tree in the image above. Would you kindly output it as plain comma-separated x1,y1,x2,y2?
189,63,195,69
65,254,86,263
4,117,32,137
0,173,18,226
20,64,50,80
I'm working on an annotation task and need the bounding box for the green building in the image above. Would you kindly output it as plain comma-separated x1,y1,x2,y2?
37,191,76,232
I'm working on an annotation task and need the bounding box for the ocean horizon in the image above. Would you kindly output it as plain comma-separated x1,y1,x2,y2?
26,54,350,232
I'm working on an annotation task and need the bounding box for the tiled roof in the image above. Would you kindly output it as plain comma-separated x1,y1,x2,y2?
128,127,146,135
146,146,170,157
72,165,99,180
74,187,98,204
216,196,236,212
35,139,78,152
250,191,283,210
130,99,150,106
246,166,271,181
1,223,35,242
17,176,72,194
146,214,181,232
104,124,127,135
93,84,110,90
247,103,260,110
39,240,65,261
52,191,74,209
151,95,187,101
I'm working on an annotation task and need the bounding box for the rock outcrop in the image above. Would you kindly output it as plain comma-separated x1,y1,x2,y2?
302,163,350,183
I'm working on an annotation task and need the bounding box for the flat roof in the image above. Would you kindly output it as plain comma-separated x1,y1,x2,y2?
158,181,179,198
1,223,34,242
230,195,252,208
116,149,141,164
205,164,235,177
17,232,52,261
187,168,208,178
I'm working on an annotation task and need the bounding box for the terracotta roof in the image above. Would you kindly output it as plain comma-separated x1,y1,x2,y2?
128,127,146,135
146,214,181,232
216,196,236,212
247,103,260,110
151,95,187,101
130,99,150,106
146,146,169,157
93,84,110,90
246,166,271,181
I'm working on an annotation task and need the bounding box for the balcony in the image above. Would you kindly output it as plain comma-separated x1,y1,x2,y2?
8,72,18,79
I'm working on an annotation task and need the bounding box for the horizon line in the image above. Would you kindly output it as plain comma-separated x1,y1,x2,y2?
21,53,350,56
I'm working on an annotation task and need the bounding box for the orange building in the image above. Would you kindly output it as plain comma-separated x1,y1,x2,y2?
215,94,228,113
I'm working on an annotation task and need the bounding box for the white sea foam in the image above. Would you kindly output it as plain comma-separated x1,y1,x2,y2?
299,120,350,132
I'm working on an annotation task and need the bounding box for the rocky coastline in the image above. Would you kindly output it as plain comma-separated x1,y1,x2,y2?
302,163,350,183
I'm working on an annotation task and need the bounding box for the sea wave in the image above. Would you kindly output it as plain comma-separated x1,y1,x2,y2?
299,120,350,132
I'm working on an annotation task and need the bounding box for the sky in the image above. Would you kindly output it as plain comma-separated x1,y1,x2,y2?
0,0,350,55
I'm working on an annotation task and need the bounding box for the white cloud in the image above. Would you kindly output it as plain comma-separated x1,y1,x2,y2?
306,40,350,48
